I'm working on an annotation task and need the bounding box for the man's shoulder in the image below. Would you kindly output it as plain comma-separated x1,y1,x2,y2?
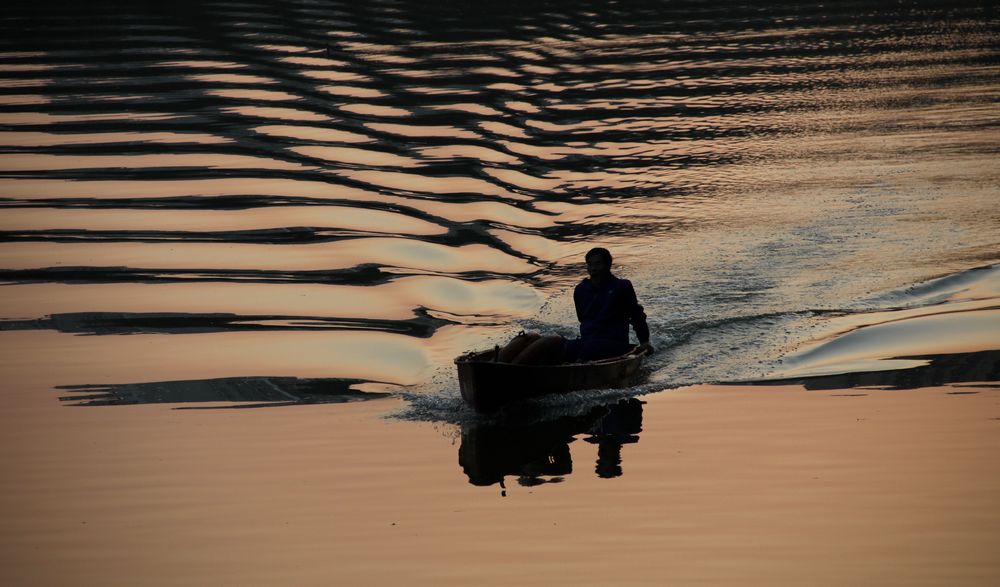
611,275,634,289
576,276,621,287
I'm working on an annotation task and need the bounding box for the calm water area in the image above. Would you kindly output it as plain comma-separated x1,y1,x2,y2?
1,0,999,583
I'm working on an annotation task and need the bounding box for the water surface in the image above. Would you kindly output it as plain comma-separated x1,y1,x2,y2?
3,1,997,409
2,0,999,583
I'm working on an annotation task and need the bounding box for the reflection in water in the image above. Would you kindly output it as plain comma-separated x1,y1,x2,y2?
762,350,1000,392
585,399,643,479
58,376,392,409
0,310,446,337
459,398,643,490
0,1,997,405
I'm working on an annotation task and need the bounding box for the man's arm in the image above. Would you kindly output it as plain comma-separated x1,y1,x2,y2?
573,281,586,322
623,280,653,351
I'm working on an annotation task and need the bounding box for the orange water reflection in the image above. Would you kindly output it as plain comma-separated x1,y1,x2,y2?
0,94,50,105
252,124,375,143
0,238,538,274
156,59,246,69
3,378,997,584
0,330,428,385
0,177,565,228
365,122,481,140
0,111,178,125
0,153,311,172
0,277,540,323
318,85,386,99
278,56,351,68
482,168,562,192
339,103,412,117
1,4,999,582
777,304,1000,379
0,131,233,146
300,69,371,83
0,206,446,236
477,120,531,139
222,105,328,122
190,73,276,84
429,103,503,116
207,89,300,101
336,169,530,201
418,145,521,165
292,145,423,168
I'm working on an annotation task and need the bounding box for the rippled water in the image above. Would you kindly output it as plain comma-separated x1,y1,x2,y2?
1,1,998,417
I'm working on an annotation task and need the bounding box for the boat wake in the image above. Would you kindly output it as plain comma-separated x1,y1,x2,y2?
395,263,1000,425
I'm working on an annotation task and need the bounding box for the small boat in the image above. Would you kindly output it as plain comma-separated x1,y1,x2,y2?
455,346,648,413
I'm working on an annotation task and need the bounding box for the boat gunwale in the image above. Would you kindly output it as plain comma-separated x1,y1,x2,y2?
454,346,648,368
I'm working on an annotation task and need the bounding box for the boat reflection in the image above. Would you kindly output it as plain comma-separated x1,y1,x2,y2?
459,398,643,490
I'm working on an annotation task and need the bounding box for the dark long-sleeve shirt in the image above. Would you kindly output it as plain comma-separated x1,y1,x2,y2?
574,275,650,346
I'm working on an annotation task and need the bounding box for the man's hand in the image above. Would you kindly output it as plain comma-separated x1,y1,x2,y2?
638,342,655,355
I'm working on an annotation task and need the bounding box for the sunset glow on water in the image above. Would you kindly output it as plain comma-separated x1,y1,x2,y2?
1,1,998,584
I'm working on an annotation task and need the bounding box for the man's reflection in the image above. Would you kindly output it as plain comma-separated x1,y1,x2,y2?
585,398,643,478
459,398,643,489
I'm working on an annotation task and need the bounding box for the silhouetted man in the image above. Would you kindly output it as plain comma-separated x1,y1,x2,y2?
500,247,653,364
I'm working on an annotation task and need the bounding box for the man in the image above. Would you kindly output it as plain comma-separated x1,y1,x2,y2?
499,247,653,364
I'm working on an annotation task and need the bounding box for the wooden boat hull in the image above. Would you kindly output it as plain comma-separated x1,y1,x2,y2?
455,347,647,413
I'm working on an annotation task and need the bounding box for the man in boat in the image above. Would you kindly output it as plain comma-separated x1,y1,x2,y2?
499,247,653,364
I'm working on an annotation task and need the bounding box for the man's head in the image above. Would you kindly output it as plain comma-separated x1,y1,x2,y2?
585,247,613,280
